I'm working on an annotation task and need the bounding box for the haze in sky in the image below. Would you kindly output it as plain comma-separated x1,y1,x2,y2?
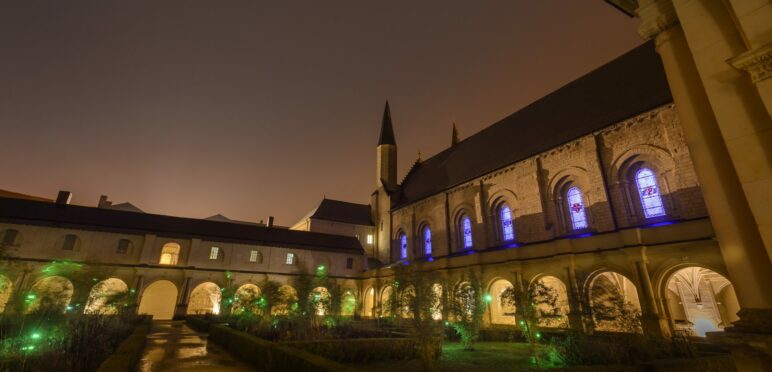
0,1,641,225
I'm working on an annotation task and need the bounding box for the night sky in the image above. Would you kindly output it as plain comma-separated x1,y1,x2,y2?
1,1,641,226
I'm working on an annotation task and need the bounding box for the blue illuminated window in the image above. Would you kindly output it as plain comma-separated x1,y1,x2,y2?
500,205,514,241
635,168,666,218
399,233,408,259
566,187,588,230
462,216,473,249
423,226,432,256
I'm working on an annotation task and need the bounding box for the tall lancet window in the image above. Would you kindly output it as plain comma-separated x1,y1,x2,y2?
566,187,588,230
500,205,514,241
461,216,473,249
399,232,408,260
423,226,432,256
635,168,666,218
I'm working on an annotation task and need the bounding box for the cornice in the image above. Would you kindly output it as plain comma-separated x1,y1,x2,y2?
728,42,772,84
636,0,679,40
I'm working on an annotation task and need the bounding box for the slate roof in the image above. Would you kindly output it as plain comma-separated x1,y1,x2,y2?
308,198,373,226
394,41,672,208
0,197,364,254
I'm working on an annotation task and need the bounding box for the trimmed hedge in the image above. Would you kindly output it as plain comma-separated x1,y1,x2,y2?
281,337,424,363
209,325,355,372
96,317,152,372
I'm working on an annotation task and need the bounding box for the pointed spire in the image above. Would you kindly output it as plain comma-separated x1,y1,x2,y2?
378,100,396,146
451,122,460,146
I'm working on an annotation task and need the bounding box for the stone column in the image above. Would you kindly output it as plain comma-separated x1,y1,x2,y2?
635,259,669,338
637,0,772,366
638,0,772,314
669,0,772,257
565,264,585,333
128,274,143,315
174,276,192,319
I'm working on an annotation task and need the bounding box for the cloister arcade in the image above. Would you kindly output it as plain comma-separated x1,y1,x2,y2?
0,256,742,339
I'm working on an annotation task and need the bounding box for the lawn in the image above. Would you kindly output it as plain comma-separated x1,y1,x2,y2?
348,342,538,372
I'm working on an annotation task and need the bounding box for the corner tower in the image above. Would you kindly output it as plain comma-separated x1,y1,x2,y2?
376,101,397,189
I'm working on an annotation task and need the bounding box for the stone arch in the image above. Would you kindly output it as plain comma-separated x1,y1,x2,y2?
0,274,13,313
549,167,594,234
529,275,570,328
84,278,129,314
341,289,357,316
380,285,395,317
138,280,178,320
187,282,222,315
431,283,443,320
661,266,739,337
399,285,416,318
310,286,331,316
363,286,375,317
454,281,476,319
272,284,298,315
452,206,476,251
488,278,515,325
233,283,261,315
609,145,677,222
27,276,74,314
587,271,642,333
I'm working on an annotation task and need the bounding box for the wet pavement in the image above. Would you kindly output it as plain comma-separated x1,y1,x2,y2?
138,321,257,371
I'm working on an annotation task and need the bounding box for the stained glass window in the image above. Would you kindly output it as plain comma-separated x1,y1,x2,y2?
399,233,408,259
462,216,473,249
500,205,514,241
567,187,588,230
635,168,666,218
423,226,432,256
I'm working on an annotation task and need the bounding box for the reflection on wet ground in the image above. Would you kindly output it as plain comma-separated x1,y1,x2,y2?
138,321,256,371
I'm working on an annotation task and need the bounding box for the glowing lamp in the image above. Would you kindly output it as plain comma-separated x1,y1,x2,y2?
483,294,493,303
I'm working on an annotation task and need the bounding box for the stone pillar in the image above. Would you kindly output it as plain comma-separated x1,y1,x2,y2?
128,274,144,314
637,0,772,366
634,259,669,338
565,264,585,333
638,0,772,314
669,0,772,260
174,276,192,319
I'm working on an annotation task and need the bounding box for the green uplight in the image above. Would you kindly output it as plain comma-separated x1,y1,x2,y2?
519,320,525,326
535,332,542,339
66,305,73,312
26,293,36,301
483,294,493,303
30,333,41,340
316,265,325,272
444,321,450,326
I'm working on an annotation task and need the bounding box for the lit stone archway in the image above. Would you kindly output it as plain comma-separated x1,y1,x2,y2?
138,280,178,320
380,285,394,317
588,271,642,333
27,276,74,314
272,285,297,315
664,267,740,337
531,276,570,328
489,279,515,325
310,287,331,316
431,283,443,320
233,284,261,315
0,275,13,314
341,290,357,316
363,287,375,317
84,278,129,314
399,285,416,318
187,282,222,315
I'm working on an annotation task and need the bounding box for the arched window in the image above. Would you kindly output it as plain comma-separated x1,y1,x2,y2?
1,229,20,246
399,232,408,259
422,226,432,256
499,205,514,241
159,243,180,265
461,215,473,249
635,168,666,218
116,239,131,254
566,187,588,230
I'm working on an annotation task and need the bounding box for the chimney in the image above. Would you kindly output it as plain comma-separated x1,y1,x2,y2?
56,191,72,205
267,216,274,228
98,195,112,208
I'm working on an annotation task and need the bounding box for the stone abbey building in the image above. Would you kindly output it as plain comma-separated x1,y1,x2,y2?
0,41,740,338
2,0,772,365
